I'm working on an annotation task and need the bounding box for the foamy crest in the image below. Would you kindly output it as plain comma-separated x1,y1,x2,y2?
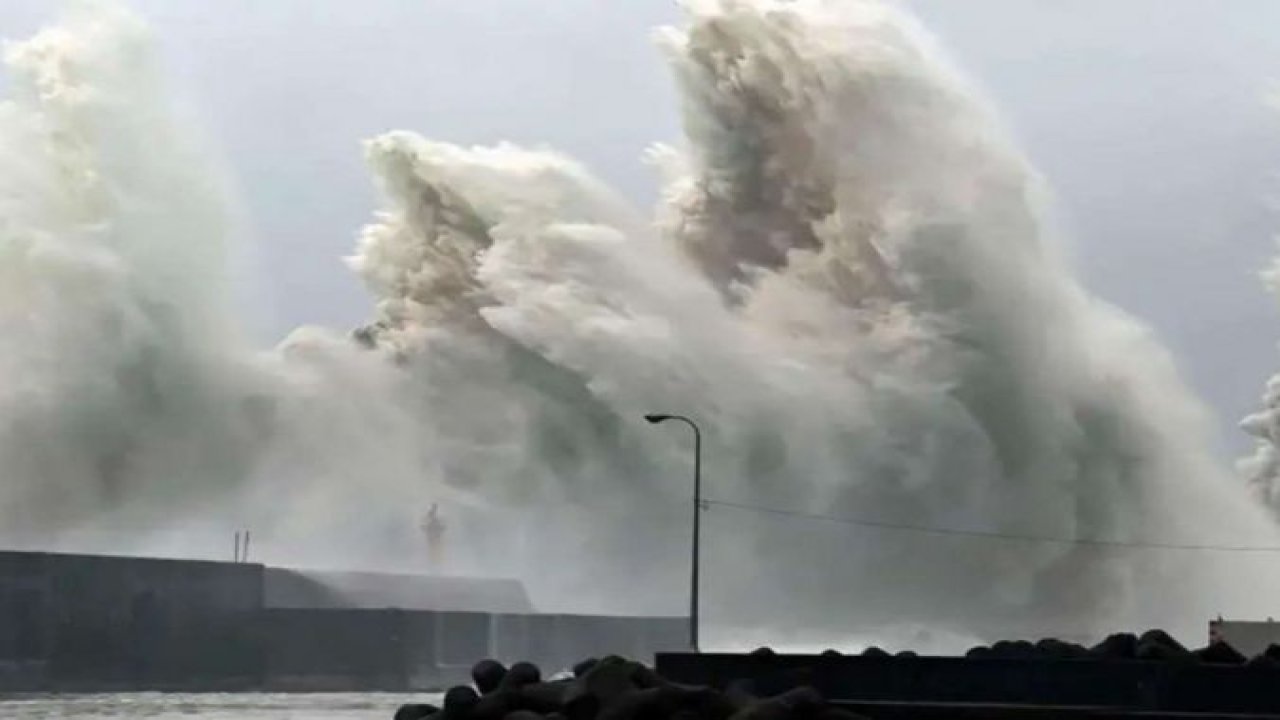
0,3,257,548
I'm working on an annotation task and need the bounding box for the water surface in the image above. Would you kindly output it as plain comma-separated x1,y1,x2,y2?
0,693,435,719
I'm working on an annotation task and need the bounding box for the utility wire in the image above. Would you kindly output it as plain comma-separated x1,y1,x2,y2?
702,498,1280,553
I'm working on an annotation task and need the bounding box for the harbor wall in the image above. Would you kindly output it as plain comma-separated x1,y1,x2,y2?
262,608,689,690
0,551,262,691
0,550,687,691
655,652,1280,715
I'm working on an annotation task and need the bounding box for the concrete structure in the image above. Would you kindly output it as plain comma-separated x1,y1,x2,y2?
0,550,686,691
657,652,1280,716
264,567,533,613
1208,618,1280,659
0,551,263,691
263,608,687,690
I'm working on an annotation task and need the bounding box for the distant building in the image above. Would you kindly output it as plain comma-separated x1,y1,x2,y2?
1209,617,1280,657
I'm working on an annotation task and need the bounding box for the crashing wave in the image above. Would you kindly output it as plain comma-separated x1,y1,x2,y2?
1,0,1277,643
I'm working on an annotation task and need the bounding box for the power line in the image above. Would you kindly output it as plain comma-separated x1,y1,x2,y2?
702,498,1280,553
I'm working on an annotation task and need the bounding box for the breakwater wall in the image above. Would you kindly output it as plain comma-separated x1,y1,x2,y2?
0,550,263,691
0,550,686,691
655,647,1280,716
389,650,1280,720
264,609,687,691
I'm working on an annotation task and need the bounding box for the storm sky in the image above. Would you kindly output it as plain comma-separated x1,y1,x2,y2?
2,0,1279,456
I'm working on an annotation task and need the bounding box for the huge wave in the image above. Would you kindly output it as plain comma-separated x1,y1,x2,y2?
2,0,1277,647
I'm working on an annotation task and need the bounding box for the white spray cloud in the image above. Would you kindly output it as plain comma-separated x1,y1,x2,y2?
2,0,1278,645
1239,254,1280,510
0,2,258,548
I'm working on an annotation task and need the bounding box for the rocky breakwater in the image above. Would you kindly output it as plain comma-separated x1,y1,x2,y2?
961,630,1273,666
393,656,870,720
391,631,1280,720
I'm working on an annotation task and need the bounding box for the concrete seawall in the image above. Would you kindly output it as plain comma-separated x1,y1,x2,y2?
0,550,687,691
0,551,263,691
262,608,688,691
655,652,1280,716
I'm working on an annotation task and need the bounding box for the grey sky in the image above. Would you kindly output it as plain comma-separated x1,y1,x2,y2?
3,0,1279,456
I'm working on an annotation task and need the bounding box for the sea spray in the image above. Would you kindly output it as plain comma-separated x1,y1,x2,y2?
1239,252,1280,511
0,2,257,549
2,0,1277,644
349,0,1280,639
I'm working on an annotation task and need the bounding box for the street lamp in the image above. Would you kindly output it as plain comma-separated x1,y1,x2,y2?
644,413,702,652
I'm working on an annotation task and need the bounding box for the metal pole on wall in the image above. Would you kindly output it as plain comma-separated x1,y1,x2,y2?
644,413,702,652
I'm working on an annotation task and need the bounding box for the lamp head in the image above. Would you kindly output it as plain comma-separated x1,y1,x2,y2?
644,414,672,424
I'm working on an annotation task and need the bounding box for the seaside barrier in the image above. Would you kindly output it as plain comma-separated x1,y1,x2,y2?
389,650,1280,720
654,644,1280,717
0,550,686,691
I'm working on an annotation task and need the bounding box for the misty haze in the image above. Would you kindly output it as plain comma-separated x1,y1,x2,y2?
3,1,1280,718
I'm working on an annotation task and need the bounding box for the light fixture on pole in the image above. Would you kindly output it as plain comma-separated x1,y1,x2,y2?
644,413,702,652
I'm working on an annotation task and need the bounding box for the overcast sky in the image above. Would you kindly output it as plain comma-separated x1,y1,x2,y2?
3,0,1280,456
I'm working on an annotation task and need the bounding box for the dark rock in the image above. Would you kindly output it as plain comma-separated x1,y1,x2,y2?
730,687,825,720
1194,641,1246,665
1035,638,1088,659
728,697,792,720
1138,629,1186,649
395,704,439,720
443,686,481,720
775,686,825,710
1090,633,1138,660
683,685,741,720
517,681,573,712
725,678,759,709
989,640,1037,660
1136,630,1190,662
562,656,639,720
597,685,695,720
472,680,570,720
628,662,667,690
473,659,508,694
394,635,1280,720
561,686,600,720
895,651,918,659
500,662,543,690
984,641,1013,659
560,657,692,720
470,690,523,720
1247,653,1280,671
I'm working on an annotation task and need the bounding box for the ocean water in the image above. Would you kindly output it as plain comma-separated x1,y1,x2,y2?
0,693,435,720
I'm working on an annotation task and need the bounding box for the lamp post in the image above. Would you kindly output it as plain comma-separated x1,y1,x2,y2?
644,413,702,652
